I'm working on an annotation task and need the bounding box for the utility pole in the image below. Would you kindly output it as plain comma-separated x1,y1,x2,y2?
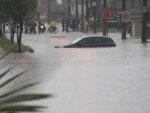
142,0,147,43
76,0,79,20
122,0,126,39
86,0,89,21
68,0,71,17
132,0,134,9
92,0,97,33
47,0,50,23
81,0,84,31
103,0,107,36
76,0,79,30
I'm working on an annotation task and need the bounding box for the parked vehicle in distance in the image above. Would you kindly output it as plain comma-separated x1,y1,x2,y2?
47,26,58,33
38,22,46,33
55,36,116,48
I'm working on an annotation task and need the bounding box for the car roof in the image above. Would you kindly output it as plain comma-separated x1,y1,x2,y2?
80,36,111,39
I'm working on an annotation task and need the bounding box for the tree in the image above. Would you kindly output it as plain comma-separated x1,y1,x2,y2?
0,0,9,35
0,0,38,52
10,0,37,52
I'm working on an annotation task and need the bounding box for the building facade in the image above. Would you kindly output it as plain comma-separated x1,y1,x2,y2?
37,0,65,21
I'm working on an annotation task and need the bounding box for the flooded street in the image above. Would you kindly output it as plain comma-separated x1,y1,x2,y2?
2,32,150,113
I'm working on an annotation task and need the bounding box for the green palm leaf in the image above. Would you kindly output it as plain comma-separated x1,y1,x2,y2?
0,35,50,112
0,71,26,89
0,68,12,80
1,94,50,104
0,83,39,98
0,105,45,112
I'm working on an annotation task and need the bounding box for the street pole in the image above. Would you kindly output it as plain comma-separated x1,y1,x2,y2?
103,0,107,36
122,0,127,39
142,0,147,43
92,0,97,33
47,0,50,23
81,0,84,31
132,0,134,9
76,0,79,20
68,0,71,17
76,0,79,29
86,0,89,21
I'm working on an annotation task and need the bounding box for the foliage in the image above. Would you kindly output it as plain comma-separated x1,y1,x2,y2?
0,49,50,113
0,0,38,52
0,69,50,112
0,35,34,53
5,0,38,23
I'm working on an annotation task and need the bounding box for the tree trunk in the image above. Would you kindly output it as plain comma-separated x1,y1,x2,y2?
0,25,2,37
10,31,15,44
2,24,5,33
16,24,19,42
16,23,23,52
18,23,23,52
10,24,15,44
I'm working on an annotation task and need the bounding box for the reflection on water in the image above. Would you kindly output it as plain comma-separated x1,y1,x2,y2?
1,33,150,113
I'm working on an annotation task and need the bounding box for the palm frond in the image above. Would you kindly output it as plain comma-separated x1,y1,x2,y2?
0,71,26,89
0,68,12,80
0,105,45,112
0,82,39,98
0,94,50,104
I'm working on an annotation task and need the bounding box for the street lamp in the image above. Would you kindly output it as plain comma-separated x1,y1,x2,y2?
92,0,97,33
68,0,71,17
103,0,107,36
122,0,127,39
132,0,134,9
81,0,84,31
76,0,79,20
142,0,147,43
47,0,50,23
86,0,89,21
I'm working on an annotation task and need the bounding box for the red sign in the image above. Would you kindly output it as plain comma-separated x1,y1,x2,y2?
122,12,131,22
101,8,113,20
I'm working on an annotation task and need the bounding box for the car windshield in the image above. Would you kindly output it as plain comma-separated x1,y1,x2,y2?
70,38,83,44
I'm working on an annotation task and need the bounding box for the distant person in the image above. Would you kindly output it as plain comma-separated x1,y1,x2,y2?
80,18,83,32
50,19,56,32
32,21,37,34
38,21,46,33
62,17,65,32
83,18,88,33
65,17,69,32
72,18,76,31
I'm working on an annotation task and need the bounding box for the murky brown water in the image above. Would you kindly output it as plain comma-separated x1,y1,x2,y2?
1,32,150,113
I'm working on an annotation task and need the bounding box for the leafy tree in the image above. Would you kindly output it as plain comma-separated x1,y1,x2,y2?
8,0,37,52
0,0,38,52
0,0,9,35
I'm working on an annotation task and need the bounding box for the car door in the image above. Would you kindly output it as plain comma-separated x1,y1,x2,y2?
94,37,108,47
78,38,93,47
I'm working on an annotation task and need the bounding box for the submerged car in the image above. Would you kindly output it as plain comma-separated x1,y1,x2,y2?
55,36,116,48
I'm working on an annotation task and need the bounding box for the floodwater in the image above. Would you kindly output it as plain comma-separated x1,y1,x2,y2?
1,32,150,113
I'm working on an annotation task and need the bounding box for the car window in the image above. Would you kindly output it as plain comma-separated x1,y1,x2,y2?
71,38,83,44
106,38,114,43
93,37,105,43
78,37,95,44
78,39,87,44
86,37,94,43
